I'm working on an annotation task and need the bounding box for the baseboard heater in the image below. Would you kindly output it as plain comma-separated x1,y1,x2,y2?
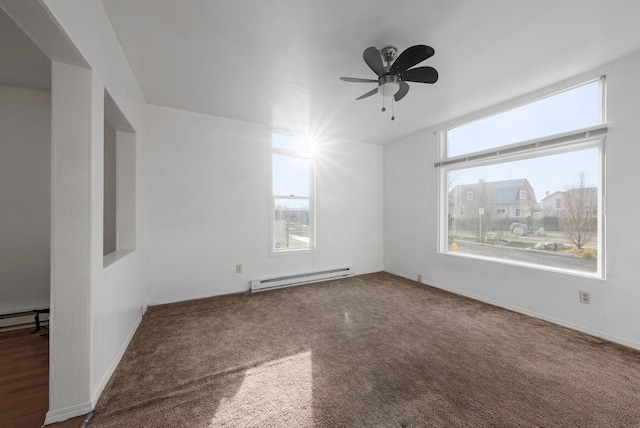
250,267,353,293
0,309,49,333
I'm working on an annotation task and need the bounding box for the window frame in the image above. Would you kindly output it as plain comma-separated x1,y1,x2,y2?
437,77,606,279
269,132,316,256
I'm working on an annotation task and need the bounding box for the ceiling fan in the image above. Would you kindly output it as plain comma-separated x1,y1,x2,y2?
340,45,438,119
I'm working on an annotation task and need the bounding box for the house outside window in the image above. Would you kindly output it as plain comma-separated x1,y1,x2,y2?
271,132,315,253
439,78,605,277
467,191,473,200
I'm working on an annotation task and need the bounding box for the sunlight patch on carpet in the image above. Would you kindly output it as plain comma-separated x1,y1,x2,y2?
209,351,313,427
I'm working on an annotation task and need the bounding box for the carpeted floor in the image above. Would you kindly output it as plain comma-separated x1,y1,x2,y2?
89,272,640,427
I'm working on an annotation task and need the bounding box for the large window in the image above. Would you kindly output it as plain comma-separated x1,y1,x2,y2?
438,79,605,277
271,132,315,253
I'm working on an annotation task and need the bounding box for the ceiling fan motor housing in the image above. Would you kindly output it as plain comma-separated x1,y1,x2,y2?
378,74,400,97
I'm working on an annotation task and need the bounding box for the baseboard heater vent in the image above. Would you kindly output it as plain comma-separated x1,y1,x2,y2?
250,267,353,293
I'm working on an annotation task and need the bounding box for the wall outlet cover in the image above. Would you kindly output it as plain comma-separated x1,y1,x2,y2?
579,291,591,304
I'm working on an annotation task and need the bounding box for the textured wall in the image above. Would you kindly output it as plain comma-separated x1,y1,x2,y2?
0,84,51,315
34,0,149,422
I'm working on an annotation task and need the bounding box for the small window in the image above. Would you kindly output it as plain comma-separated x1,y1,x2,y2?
271,133,315,253
454,207,465,216
467,191,474,200
496,208,506,214
556,199,562,209
520,190,527,200
514,208,521,217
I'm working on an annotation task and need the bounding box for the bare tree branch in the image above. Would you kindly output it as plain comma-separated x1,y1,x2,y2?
559,171,597,249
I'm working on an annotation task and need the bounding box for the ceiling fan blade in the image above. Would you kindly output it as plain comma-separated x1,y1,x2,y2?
401,66,439,84
340,77,378,83
390,45,435,73
394,81,410,101
363,47,385,77
356,87,379,100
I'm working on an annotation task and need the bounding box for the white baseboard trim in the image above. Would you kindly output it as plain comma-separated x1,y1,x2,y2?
354,268,385,276
148,289,246,307
44,401,92,425
90,312,144,406
384,269,640,352
149,268,385,307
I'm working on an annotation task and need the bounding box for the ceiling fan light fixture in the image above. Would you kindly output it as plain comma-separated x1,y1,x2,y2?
378,75,400,97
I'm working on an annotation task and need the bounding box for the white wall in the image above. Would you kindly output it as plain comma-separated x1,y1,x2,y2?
384,49,640,350
32,0,149,422
146,106,384,304
49,60,93,419
0,84,50,315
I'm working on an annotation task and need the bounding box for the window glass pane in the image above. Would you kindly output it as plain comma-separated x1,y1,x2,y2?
273,198,311,250
448,81,600,157
272,154,310,197
272,133,310,152
447,147,598,274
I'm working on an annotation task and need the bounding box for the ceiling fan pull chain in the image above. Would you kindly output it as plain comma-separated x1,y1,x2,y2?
382,96,386,112
391,97,395,121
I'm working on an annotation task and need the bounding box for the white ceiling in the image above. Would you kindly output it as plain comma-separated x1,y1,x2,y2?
0,7,50,91
101,0,640,145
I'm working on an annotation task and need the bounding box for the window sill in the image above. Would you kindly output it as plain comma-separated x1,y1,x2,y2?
103,249,135,269
270,248,317,257
438,248,604,280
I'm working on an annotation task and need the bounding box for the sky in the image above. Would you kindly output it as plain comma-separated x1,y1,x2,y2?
272,133,312,211
446,81,601,200
272,153,310,197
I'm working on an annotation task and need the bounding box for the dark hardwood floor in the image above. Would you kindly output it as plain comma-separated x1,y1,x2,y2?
0,328,84,428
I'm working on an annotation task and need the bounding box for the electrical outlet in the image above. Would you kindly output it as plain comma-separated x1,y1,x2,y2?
417,274,422,283
579,290,591,304
236,264,242,274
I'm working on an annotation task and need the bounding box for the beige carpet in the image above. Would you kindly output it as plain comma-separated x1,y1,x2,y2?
89,272,640,427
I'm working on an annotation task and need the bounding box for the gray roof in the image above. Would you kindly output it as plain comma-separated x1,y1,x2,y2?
541,187,596,201
450,179,535,204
